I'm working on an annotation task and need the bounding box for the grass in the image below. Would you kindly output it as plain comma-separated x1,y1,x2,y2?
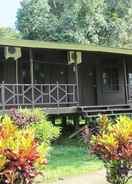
34,138,103,183
34,138,132,184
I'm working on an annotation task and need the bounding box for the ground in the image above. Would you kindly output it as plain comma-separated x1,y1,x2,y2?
36,170,132,184
49,170,107,184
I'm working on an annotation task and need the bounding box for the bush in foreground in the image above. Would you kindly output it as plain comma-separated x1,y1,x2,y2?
0,109,60,184
9,108,60,145
90,115,132,184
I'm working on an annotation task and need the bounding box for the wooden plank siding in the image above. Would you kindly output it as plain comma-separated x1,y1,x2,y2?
77,53,126,106
78,60,97,106
0,47,128,107
95,54,126,105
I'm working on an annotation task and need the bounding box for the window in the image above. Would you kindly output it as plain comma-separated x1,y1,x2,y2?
102,68,119,91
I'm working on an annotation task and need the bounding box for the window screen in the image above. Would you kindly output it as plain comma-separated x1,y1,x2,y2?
102,68,119,91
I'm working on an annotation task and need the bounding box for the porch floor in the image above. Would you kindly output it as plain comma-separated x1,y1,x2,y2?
0,104,132,117
43,104,132,117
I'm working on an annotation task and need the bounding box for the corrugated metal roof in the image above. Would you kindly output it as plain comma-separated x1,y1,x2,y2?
0,38,132,55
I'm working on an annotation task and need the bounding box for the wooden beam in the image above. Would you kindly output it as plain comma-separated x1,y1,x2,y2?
16,59,19,105
29,48,34,107
29,48,34,84
123,57,128,103
16,59,19,85
69,126,84,139
75,61,79,105
1,81,5,110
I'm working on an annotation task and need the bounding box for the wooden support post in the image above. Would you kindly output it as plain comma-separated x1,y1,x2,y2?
73,115,79,130
61,116,67,132
56,81,59,107
29,48,34,107
29,48,34,85
123,57,128,104
16,59,19,106
16,59,19,85
62,116,67,125
51,116,56,125
75,62,79,105
1,81,5,111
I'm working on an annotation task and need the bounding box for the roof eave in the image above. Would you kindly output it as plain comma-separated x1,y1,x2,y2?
0,39,132,56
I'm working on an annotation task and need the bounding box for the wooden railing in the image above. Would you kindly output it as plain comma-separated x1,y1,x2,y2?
0,83,78,109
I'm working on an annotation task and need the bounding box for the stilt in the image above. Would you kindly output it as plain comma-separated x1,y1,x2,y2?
51,116,56,125
62,116,67,128
73,116,79,130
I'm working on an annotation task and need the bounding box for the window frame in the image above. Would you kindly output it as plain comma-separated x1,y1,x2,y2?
102,67,119,92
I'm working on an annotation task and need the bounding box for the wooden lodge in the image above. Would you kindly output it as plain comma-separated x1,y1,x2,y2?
1,39,132,117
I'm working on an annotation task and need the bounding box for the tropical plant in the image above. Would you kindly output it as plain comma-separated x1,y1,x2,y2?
0,115,48,184
90,115,132,184
0,27,20,39
0,109,60,184
9,108,60,144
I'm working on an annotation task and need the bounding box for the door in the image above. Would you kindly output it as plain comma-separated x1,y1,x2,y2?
97,60,125,105
79,63,97,106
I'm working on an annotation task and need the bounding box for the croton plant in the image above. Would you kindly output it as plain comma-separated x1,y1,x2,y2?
0,109,60,184
90,115,132,184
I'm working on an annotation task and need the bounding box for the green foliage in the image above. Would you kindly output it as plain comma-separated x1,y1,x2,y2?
16,0,132,48
0,115,48,184
28,112,60,144
90,115,132,184
105,160,131,184
9,108,60,145
0,108,60,183
0,27,21,39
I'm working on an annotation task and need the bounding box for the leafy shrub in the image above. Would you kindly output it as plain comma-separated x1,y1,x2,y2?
0,108,60,184
90,115,132,184
9,108,60,144
9,108,38,127
0,115,48,184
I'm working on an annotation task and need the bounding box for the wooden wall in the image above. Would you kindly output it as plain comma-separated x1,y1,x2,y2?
77,53,97,106
125,55,132,103
18,48,68,84
97,54,126,105
78,52,126,106
0,47,16,83
0,46,129,107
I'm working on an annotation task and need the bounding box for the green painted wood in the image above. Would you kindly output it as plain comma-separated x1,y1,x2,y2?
0,39,132,55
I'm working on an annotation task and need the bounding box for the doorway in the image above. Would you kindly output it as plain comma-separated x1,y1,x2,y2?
97,60,126,105
79,63,97,106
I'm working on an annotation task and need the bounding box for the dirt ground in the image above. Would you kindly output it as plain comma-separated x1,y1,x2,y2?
50,170,108,184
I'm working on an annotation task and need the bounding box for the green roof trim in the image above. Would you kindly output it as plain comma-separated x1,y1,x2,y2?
0,38,132,55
